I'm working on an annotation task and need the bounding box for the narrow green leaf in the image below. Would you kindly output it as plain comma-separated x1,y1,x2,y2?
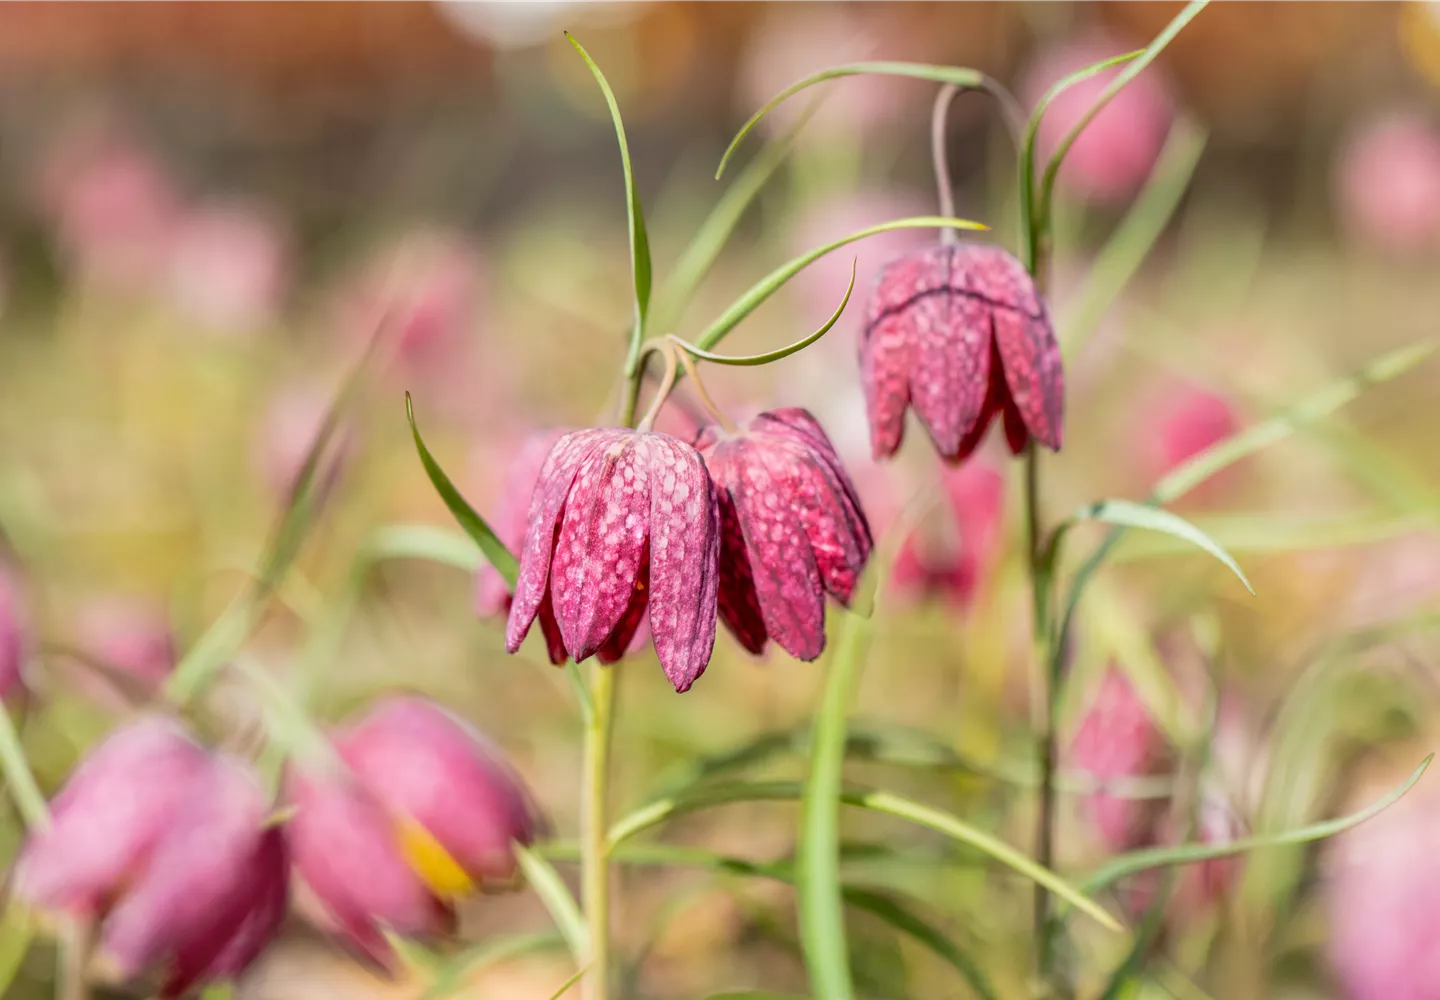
650,107,814,335
674,259,856,366
405,393,519,590
799,610,871,1000
1111,511,1433,562
718,61,987,179
1076,754,1432,899
566,34,652,355
419,932,565,1000
546,962,589,1000
1073,498,1254,594
1060,118,1208,359
605,779,1119,935
692,217,987,353
515,843,589,964
1036,2,1208,236
842,888,997,1000
361,523,482,572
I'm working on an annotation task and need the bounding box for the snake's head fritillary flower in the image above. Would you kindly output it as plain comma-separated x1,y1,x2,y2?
286,762,452,967
0,564,29,702
507,429,721,693
1070,669,1173,853
335,696,542,888
893,458,1006,608
862,243,1063,464
11,717,208,917
95,755,287,999
1021,34,1174,204
696,409,872,661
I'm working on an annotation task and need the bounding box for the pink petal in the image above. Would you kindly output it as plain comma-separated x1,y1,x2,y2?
714,488,769,656
596,547,651,663
506,430,610,654
476,430,568,618
992,304,1063,452
549,433,649,661
643,434,721,691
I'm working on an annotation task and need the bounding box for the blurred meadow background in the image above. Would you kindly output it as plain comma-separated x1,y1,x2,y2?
2,2,1440,998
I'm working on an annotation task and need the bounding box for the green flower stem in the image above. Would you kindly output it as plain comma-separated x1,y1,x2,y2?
581,664,617,1000
0,707,48,831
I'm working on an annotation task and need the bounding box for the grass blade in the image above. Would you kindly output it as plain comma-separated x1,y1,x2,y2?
405,393,519,590
674,259,855,366
1060,118,1208,359
361,523,482,571
419,932,564,1000
1076,754,1432,899
692,217,986,353
718,62,990,179
515,844,589,964
566,34,652,357
843,888,998,1000
1073,498,1254,594
1035,2,1208,243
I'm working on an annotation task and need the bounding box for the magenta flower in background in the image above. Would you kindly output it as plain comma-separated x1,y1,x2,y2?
1021,35,1174,204
37,126,179,290
96,755,287,998
507,429,721,692
286,763,452,966
11,717,208,916
696,408,872,661
1326,760,1440,1000
0,564,30,702
1069,669,1173,853
1335,111,1440,257
863,243,1063,463
165,200,291,335
1136,380,1242,503
892,458,1006,608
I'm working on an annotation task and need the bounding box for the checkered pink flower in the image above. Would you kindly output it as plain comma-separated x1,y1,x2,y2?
892,458,1006,608
1070,669,1173,852
862,243,1063,463
696,408,872,661
507,429,721,692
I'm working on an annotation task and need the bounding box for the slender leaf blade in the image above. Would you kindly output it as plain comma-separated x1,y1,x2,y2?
515,844,589,964
1074,498,1254,594
405,393,518,590
718,62,987,179
566,34,652,347
843,888,997,1000
693,217,986,353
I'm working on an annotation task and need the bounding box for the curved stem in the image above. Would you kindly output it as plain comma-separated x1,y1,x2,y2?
581,665,617,1000
932,84,960,244
634,345,678,433
667,340,735,433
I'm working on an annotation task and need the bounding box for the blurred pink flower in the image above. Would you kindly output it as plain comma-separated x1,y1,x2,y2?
1070,668,1173,853
165,200,291,334
12,717,208,916
1136,380,1242,502
252,383,354,504
0,563,30,702
1021,35,1174,204
96,755,287,998
38,128,179,289
1335,111,1440,256
892,458,1006,608
76,598,176,689
1326,761,1440,1000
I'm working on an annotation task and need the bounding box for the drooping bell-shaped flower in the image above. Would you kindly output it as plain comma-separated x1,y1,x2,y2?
862,243,1063,463
1069,669,1173,853
286,762,451,966
335,696,541,887
96,755,287,998
507,428,721,692
288,696,542,966
11,717,208,916
696,409,872,661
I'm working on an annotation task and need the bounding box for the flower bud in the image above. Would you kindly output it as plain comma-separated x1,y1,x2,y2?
862,243,1063,464
697,409,872,661
335,696,541,888
11,717,207,916
96,755,287,997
